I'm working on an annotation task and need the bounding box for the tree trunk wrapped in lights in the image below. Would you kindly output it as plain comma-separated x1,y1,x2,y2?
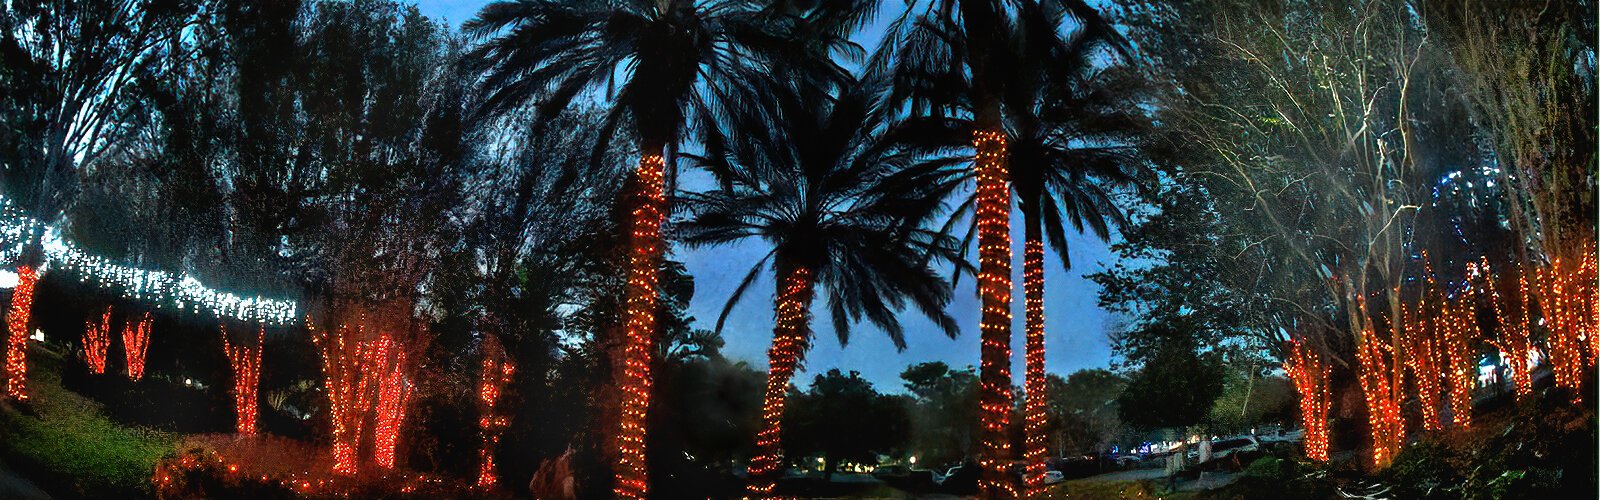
221,325,265,435
1583,251,1598,361
972,128,1016,499
83,306,113,374
746,266,814,498
477,338,515,490
369,335,410,470
1403,297,1444,431
5,265,37,400
1282,336,1330,462
312,316,414,474
314,317,374,475
122,312,153,382
1021,237,1047,497
1483,261,1534,399
1443,266,1484,429
1355,324,1403,468
614,152,667,499
1534,251,1597,405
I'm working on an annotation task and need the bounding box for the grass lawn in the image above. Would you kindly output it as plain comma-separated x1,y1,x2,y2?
1043,478,1196,499
0,344,178,497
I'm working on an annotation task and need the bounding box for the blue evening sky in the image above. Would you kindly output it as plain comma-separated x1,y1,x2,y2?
415,0,1123,392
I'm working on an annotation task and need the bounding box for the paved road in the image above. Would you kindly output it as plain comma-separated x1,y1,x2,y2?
0,458,50,500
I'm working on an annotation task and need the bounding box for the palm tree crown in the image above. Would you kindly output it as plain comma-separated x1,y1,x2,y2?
680,82,962,349
464,0,803,154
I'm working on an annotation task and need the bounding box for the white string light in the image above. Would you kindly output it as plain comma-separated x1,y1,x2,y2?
0,195,298,325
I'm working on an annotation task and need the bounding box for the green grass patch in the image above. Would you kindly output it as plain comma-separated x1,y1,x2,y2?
0,345,177,497
1044,478,1195,499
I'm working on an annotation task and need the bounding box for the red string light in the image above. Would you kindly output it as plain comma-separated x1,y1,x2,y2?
1282,336,1330,461
221,325,265,435
83,306,112,374
1532,248,1596,405
614,153,666,499
1444,263,1484,429
1482,259,1534,399
477,338,515,490
122,312,153,382
1354,324,1403,468
1021,239,1047,497
314,317,371,475
1406,259,1445,431
4,265,37,400
972,129,1017,499
369,334,410,470
746,266,814,497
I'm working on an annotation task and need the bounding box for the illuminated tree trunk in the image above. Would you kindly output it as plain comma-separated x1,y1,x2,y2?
1484,262,1534,399
1403,298,1443,431
614,151,667,499
1021,229,1047,498
314,319,372,475
83,306,112,374
477,340,515,489
122,312,153,382
1355,325,1403,468
1535,252,1595,405
1283,337,1329,462
221,325,265,435
1442,273,1481,429
314,316,410,475
368,335,410,470
972,127,1016,499
746,266,814,498
4,266,38,401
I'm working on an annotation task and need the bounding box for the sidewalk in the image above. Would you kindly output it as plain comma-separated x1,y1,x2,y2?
0,458,50,500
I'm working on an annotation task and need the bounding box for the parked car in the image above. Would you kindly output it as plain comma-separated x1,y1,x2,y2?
1197,436,1262,470
872,465,910,479
1113,454,1144,468
1041,470,1066,485
933,463,979,494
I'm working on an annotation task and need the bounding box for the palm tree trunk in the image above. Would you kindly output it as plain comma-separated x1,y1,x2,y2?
4,265,38,401
1021,209,1047,498
973,124,1016,499
747,265,815,498
613,150,668,499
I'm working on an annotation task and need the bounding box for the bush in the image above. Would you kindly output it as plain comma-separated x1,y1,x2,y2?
1241,456,1293,480
1385,442,1456,498
1382,395,1596,499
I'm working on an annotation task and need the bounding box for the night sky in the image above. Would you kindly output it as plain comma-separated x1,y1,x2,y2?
417,0,1121,392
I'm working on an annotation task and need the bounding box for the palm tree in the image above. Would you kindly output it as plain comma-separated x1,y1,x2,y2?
678,82,963,497
462,2,817,496
873,0,1142,495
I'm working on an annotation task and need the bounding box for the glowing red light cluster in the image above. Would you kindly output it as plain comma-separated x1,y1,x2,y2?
1354,323,1403,468
1532,249,1597,405
1481,259,1535,399
972,129,1016,499
746,266,813,497
313,316,411,474
476,339,515,489
614,153,666,499
314,317,371,475
1283,336,1329,461
368,335,410,470
83,306,113,374
122,312,153,382
221,325,265,435
4,265,37,401
1021,239,1047,497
